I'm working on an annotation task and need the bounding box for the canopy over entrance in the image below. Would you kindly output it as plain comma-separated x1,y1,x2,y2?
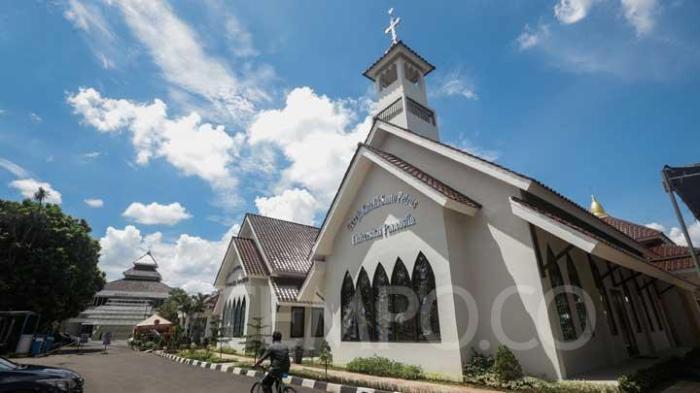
664,164,700,221
136,314,172,328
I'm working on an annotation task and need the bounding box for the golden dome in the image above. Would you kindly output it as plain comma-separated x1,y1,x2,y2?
590,195,608,218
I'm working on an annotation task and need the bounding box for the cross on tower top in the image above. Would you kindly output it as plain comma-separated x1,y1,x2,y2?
385,8,400,45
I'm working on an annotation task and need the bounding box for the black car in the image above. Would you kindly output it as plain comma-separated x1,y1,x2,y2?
0,357,83,392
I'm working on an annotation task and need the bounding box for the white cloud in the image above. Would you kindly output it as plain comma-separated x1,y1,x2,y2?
99,224,239,293
122,202,192,225
669,221,700,247
29,113,42,123
82,151,101,160
645,222,665,232
621,0,658,36
109,0,267,120
432,71,479,100
554,0,598,24
84,198,104,208
645,221,700,247
63,0,120,70
203,0,258,58
9,179,62,204
68,87,245,191
255,188,317,225
447,133,500,162
0,158,30,178
517,24,550,51
248,87,372,221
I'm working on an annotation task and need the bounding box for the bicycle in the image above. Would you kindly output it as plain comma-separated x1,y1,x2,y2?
250,366,297,393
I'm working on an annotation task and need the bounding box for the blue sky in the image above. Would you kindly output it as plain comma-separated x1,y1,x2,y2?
1,0,699,292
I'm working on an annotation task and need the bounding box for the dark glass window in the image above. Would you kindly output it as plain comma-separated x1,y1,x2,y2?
412,252,440,342
356,268,376,341
341,272,358,341
589,256,618,335
290,307,305,338
565,253,588,335
233,300,240,337
647,286,664,331
548,248,577,341
373,264,392,342
391,259,417,342
238,299,247,337
619,272,642,333
311,308,324,338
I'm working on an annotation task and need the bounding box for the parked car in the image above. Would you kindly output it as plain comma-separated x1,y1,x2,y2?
0,356,83,392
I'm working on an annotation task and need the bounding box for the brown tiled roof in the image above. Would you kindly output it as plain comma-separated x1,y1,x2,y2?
247,214,319,275
510,197,644,261
650,244,698,259
102,278,171,294
271,278,300,303
232,237,268,277
372,120,653,253
270,278,322,305
363,40,435,81
512,196,699,279
600,216,665,242
362,144,481,209
651,257,696,272
649,244,699,272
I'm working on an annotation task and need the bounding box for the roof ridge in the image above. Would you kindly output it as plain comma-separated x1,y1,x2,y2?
360,143,481,208
605,215,662,234
245,212,320,230
371,119,656,252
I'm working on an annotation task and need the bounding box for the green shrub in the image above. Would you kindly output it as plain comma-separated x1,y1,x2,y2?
464,349,494,376
493,345,523,382
346,355,424,380
618,356,685,393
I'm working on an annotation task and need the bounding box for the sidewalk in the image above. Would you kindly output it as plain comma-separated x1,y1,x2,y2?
172,351,501,393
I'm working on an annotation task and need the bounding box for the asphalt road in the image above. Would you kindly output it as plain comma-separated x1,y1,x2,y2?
16,342,317,393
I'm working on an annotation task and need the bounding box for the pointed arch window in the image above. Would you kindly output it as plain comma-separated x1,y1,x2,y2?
413,252,440,342
341,272,359,342
373,264,392,342
232,300,238,337
547,247,577,341
356,268,376,341
227,301,234,337
565,253,588,334
222,301,229,337
391,258,417,342
238,298,247,337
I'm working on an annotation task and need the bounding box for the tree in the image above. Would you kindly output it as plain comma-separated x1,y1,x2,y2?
318,340,333,378
157,288,191,324
0,199,105,325
241,317,268,361
33,187,48,205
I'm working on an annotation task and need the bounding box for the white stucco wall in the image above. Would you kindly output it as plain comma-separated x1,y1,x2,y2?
323,167,465,379
377,132,564,379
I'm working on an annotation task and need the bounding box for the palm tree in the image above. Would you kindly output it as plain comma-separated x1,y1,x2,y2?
33,187,49,205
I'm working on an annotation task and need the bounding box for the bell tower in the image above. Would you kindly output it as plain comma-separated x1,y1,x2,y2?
363,9,439,141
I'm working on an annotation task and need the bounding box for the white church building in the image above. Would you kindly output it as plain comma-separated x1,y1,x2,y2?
214,28,700,381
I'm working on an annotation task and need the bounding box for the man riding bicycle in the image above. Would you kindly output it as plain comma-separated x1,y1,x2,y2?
253,331,291,393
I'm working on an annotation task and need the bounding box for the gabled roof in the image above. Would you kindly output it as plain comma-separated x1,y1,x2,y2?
510,196,696,290
101,279,171,295
600,216,669,243
231,237,268,277
366,119,652,256
362,144,481,210
649,244,699,272
363,40,435,81
271,277,323,306
246,214,319,275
